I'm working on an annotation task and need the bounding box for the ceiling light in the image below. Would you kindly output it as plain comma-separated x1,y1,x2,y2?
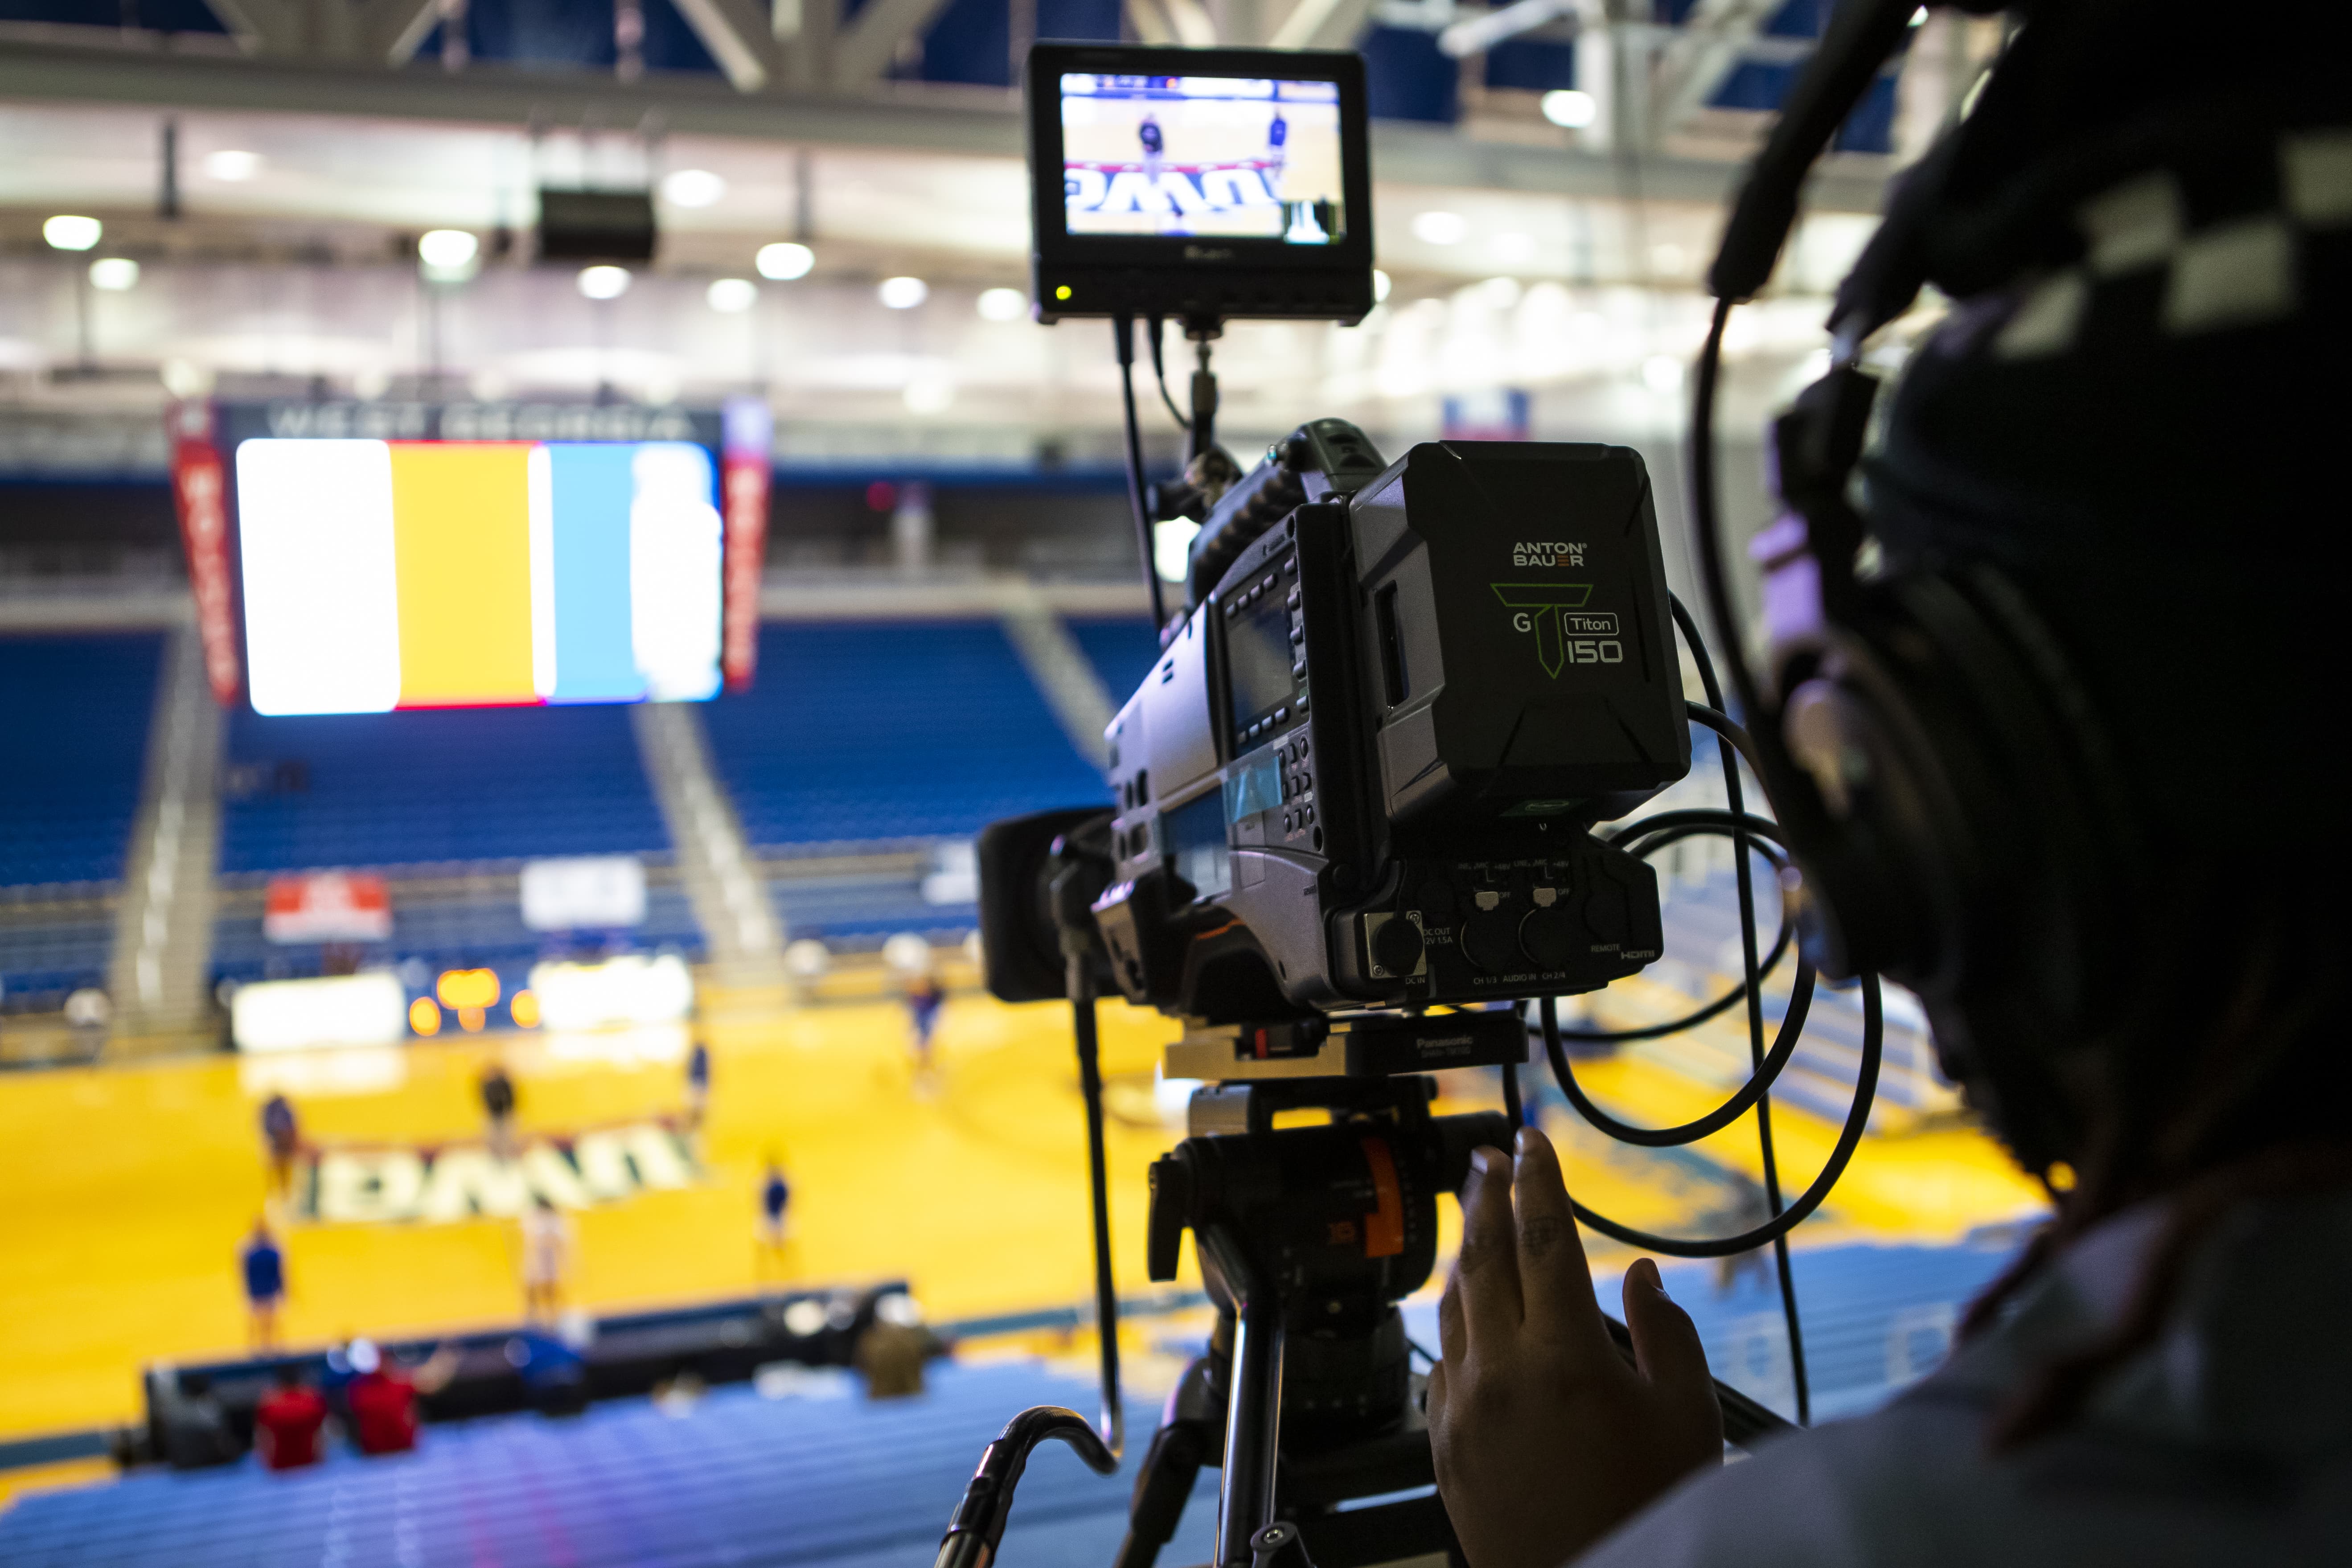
43,215,101,252
1493,231,1537,264
204,149,262,182
577,264,632,300
418,229,479,269
661,168,727,209
1651,242,1687,274
1411,211,1466,246
1641,354,1685,394
903,376,954,414
1372,269,1392,303
976,287,1027,322
88,257,140,291
706,277,758,313
755,242,814,280
161,359,214,398
1478,276,1523,310
1540,90,1598,130
878,275,928,310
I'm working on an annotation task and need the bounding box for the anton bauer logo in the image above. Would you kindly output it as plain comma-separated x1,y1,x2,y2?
1512,541,1586,567
1491,584,1625,678
295,1121,697,1226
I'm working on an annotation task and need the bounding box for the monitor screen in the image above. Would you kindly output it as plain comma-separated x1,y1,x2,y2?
1026,43,1372,323
235,438,722,717
1058,74,1346,246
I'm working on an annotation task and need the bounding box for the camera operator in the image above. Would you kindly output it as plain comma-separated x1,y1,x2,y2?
1429,5,2351,1565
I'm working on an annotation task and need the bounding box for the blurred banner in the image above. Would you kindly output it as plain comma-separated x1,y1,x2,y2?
521,855,648,931
1441,388,1531,442
530,953,695,1030
721,395,773,692
168,399,243,705
233,970,408,1052
264,871,393,943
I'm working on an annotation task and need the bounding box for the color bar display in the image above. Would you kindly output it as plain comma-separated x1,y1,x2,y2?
236,439,722,716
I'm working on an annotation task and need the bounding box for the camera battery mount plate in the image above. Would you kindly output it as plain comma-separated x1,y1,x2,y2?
1169,1007,1525,1081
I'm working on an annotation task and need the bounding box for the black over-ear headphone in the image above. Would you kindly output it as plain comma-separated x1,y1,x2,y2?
1693,0,2139,1155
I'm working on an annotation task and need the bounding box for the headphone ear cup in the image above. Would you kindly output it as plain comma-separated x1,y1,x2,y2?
1774,567,2126,1040
1774,650,1979,987
1900,570,2130,1030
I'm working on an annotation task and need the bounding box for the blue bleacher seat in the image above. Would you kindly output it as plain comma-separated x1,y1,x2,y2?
0,632,163,889
1404,1239,2021,1426
703,622,1109,850
0,1362,1218,1568
218,705,670,875
0,904,118,1014
1063,616,1160,710
206,878,707,989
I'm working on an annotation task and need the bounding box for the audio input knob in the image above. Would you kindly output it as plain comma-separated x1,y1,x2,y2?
1369,916,1425,976
1519,906,1576,969
1461,910,1520,974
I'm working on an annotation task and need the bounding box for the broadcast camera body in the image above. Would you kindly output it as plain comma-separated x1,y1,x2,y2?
983,426,1692,1073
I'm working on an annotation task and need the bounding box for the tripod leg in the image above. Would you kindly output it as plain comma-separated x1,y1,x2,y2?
1215,1302,1285,1568
1113,1418,1210,1568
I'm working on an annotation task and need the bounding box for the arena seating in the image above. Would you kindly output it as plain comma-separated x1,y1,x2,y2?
0,900,118,1018
219,704,669,876
206,877,707,987
1064,615,1160,708
703,622,1107,850
768,865,973,951
0,632,163,890
0,1362,1219,1568
1403,1237,2020,1424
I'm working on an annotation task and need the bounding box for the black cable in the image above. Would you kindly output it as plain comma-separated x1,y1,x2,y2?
1501,1056,1524,1130
1113,314,1168,634
1576,810,1796,1042
1670,601,1810,1423
1070,974,1126,1462
1690,300,1761,727
1543,973,1883,1260
1543,952,1814,1148
1145,315,1190,435
935,1405,1121,1568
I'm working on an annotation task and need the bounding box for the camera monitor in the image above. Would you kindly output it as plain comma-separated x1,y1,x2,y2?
1026,43,1375,324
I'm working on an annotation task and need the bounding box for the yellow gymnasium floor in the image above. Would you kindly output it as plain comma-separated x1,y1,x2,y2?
0,978,2048,1461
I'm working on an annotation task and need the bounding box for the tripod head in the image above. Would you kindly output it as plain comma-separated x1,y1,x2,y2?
1148,1078,1506,1445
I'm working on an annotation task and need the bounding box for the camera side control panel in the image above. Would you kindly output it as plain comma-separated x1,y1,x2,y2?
1359,850,1662,996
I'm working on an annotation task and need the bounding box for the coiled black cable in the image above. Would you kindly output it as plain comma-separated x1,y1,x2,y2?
1534,596,1846,1420
1543,974,1884,1261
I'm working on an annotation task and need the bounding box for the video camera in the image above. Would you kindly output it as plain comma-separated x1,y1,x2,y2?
982,423,1692,1072
939,41,1843,1568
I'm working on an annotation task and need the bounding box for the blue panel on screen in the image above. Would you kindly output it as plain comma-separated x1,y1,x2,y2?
547,442,644,703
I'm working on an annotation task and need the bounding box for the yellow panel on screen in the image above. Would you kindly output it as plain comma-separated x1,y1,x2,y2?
388,443,537,706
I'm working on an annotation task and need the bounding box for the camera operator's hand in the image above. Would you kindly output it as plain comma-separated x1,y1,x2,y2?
1428,1127,1722,1568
